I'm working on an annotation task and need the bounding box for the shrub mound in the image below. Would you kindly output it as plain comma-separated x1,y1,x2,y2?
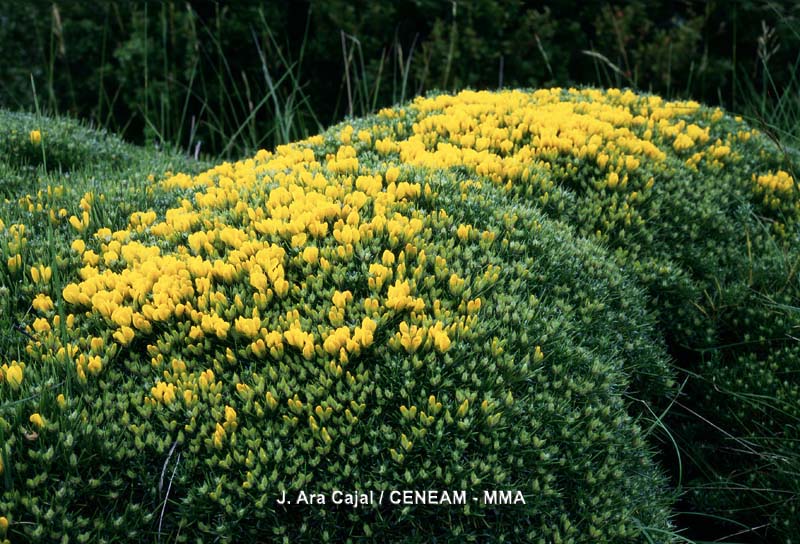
391,88,800,539
0,111,131,176
1,87,799,542
0,105,676,542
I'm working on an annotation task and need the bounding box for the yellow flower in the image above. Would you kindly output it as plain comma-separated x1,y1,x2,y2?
199,368,215,389
340,125,354,144
456,399,469,418
386,280,413,310
7,254,21,273
332,290,353,309
429,322,452,352
32,318,50,333
224,405,238,430
87,355,103,375
112,326,135,346
302,246,319,264
62,284,82,306
235,316,260,339
397,322,425,353
29,413,45,429
151,381,176,404
213,422,226,449
32,294,54,312
214,318,230,339
111,306,133,328
30,130,41,145
132,313,152,333
672,133,694,151
448,273,465,295
69,215,85,232
265,391,279,410
385,166,400,184
357,129,372,145
82,249,99,266
5,364,23,389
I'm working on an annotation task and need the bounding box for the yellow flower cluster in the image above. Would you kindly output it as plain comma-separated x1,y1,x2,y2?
399,89,676,185
2,223,27,274
755,170,795,193
29,264,52,284
748,170,797,210
7,89,794,419
359,88,797,243
24,109,486,440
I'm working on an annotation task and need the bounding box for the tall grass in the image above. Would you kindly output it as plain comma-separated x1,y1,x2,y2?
736,21,800,157
19,3,469,160
134,4,321,159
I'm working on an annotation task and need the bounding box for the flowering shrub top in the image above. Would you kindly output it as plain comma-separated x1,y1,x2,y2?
398,89,798,346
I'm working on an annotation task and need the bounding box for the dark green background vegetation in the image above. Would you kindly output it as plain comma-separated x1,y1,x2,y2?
1,1,799,157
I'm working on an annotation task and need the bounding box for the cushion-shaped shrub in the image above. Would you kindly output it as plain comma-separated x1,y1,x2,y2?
0,111,131,174
3,86,798,541
0,110,204,339
375,87,800,540
0,107,674,542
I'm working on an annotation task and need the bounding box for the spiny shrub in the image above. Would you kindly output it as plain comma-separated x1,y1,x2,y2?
379,88,800,540
2,86,799,541
0,105,675,542
0,111,131,174
393,88,798,346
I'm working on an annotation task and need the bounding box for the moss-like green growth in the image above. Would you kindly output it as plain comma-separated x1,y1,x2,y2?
681,244,800,538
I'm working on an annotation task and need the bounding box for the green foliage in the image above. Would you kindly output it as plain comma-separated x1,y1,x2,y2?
677,240,800,540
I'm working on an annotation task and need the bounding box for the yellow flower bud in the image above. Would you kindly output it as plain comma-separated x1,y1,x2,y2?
29,413,45,429
5,364,23,389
